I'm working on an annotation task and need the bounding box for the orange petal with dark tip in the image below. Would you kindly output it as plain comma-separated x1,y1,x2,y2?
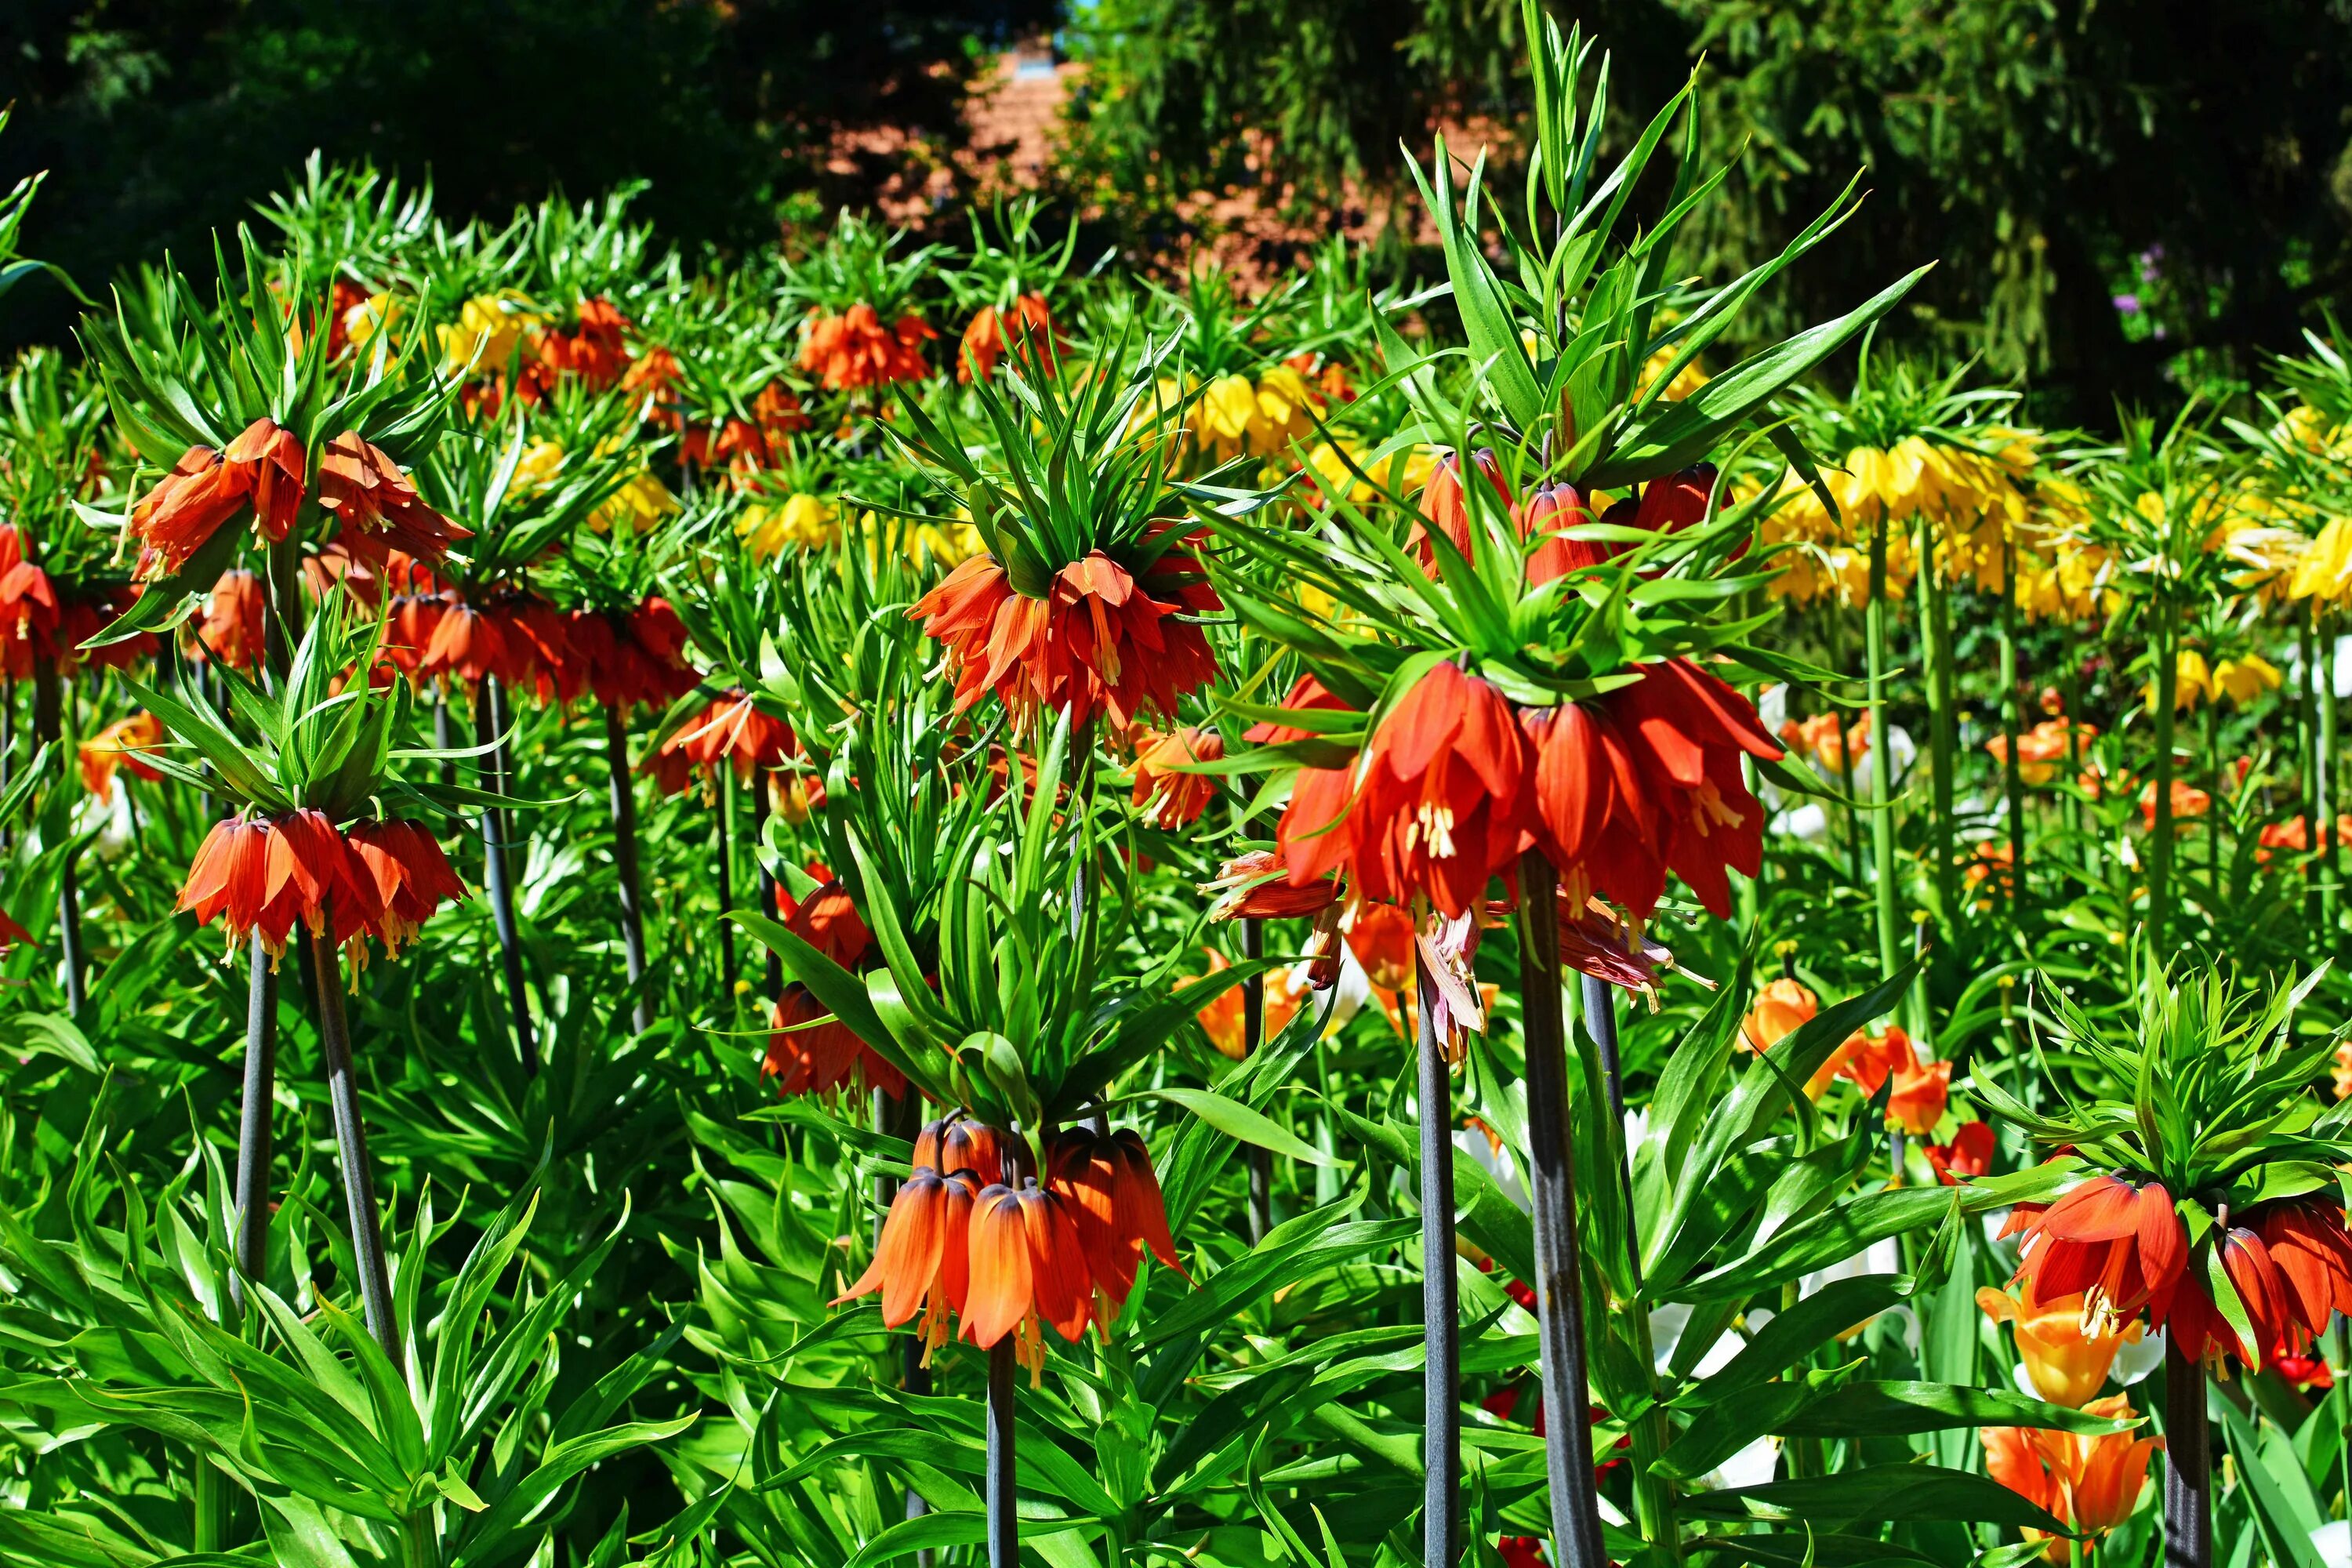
962,1185,1033,1348
1025,1189,1094,1342
2133,1179,2182,1296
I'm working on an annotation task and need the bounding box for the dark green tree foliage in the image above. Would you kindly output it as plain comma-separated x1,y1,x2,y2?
1068,0,2352,423
0,0,1052,347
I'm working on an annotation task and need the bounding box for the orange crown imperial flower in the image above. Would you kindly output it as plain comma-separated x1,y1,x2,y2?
2003,1171,2186,1338
129,416,306,580
661,691,797,780
909,524,1222,732
800,303,936,391
838,1118,1181,1377
764,869,904,1099
1279,660,1533,920
1130,727,1224,829
176,809,463,966
959,295,1062,383
317,431,474,568
185,568,269,670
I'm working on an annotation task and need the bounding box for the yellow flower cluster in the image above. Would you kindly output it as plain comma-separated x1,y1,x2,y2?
1636,344,1708,402
1189,365,1323,460
514,437,679,535
2140,648,2284,711
1300,441,1439,508
1759,430,2125,617
737,492,839,561
439,292,546,374
343,291,402,352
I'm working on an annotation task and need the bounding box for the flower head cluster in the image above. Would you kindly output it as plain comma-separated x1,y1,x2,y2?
1276,656,1780,922
958,295,1062,383
911,526,1221,732
838,1117,1181,1377
0,523,153,677
176,810,464,966
654,691,796,786
800,304,936,392
764,866,904,1098
183,569,269,670
2004,1174,2352,1372
126,419,468,584
1128,727,1224,829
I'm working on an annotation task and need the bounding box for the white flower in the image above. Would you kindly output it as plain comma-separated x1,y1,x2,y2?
2314,1520,2351,1568
2108,1330,2164,1386
1690,1435,1780,1493
1453,1126,1528,1213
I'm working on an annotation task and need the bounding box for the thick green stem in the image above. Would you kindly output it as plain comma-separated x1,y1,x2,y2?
2205,699,2223,916
2303,618,2322,927
1999,543,2027,929
193,1452,229,1552
2151,601,2178,949
474,681,537,1073
717,765,738,997
986,1339,1018,1568
34,659,85,1012
604,704,650,1034
1921,519,1958,935
2065,659,2089,877
230,933,277,1313
1865,519,1903,1002
1242,916,1272,1246
1824,608,1865,886
2321,617,2341,940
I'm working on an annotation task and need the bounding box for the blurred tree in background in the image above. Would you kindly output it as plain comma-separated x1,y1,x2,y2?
6,0,2352,425
0,0,1051,346
1062,0,2352,423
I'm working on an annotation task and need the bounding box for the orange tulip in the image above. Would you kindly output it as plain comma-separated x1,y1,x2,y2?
1343,900,1417,992
1886,1058,1951,1135
1740,977,1817,1053
1192,948,1305,1060
1984,1395,2160,1559
1925,1120,1995,1185
1131,728,1223,829
79,712,165,797
2137,778,2210,829
1977,1284,2141,1407
1806,1023,1914,1101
